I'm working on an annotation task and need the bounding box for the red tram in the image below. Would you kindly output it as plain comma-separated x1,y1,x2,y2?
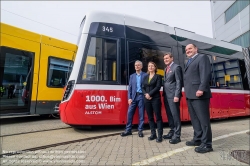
59,11,250,127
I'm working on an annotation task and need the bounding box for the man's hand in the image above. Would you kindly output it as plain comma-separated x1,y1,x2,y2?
173,97,179,102
145,93,151,100
196,90,203,97
128,99,132,105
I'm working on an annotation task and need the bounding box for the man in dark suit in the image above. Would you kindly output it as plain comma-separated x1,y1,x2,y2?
162,53,183,144
184,44,213,153
121,60,147,137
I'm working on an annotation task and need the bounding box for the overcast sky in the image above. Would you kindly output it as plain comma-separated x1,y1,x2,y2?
1,1,213,44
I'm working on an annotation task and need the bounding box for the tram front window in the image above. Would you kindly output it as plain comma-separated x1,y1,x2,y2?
82,37,117,81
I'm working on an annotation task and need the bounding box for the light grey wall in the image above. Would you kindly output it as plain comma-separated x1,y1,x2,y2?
210,0,249,42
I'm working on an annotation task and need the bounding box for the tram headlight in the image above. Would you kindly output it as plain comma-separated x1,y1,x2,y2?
62,80,75,101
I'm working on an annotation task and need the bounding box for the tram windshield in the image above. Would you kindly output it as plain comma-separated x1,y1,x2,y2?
81,37,117,82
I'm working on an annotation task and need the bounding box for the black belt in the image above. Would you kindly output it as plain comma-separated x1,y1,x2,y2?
136,92,142,95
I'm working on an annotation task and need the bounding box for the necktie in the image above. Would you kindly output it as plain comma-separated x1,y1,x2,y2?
186,58,192,66
166,65,171,73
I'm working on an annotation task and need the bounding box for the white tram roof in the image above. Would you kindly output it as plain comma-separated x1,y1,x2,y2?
82,10,242,52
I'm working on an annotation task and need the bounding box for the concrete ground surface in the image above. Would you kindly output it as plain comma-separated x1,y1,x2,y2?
0,117,249,165
0,116,69,136
0,116,124,152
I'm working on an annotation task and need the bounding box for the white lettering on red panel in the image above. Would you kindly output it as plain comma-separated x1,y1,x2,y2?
84,95,121,115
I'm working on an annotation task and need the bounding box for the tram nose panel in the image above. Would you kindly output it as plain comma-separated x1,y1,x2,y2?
60,80,76,123
59,101,68,123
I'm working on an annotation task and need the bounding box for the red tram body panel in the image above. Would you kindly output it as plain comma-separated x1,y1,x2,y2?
59,88,250,126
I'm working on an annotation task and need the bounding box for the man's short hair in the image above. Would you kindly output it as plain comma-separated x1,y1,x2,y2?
164,52,173,58
190,43,197,48
135,60,143,67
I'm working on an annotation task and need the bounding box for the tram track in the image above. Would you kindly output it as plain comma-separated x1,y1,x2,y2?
0,116,71,137
0,126,72,137
0,131,122,158
1,121,127,159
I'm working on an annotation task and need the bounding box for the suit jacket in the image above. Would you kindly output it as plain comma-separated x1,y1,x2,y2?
184,54,212,99
163,63,183,99
128,71,147,101
142,74,162,99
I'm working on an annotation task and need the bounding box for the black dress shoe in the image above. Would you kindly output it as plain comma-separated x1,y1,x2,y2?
138,131,144,137
148,135,157,140
163,132,173,139
156,137,162,143
186,140,201,146
169,137,181,144
195,144,213,153
120,131,132,137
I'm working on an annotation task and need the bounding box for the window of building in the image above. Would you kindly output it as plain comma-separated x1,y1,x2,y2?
47,57,73,88
231,31,250,48
225,0,250,23
82,37,118,82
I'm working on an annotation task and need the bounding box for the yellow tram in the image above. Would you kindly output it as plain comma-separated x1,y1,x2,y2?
0,22,77,116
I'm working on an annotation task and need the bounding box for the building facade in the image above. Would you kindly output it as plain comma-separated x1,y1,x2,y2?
210,0,249,48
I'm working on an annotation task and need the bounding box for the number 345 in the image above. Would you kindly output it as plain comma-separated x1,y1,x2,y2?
102,26,113,32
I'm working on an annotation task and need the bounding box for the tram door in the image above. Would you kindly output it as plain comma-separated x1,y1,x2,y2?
35,37,75,115
0,46,34,115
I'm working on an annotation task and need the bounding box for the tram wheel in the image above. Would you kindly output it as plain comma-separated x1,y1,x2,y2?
40,114,60,119
50,113,60,119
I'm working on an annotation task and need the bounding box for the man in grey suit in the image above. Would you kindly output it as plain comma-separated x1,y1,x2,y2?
162,53,183,144
184,44,213,153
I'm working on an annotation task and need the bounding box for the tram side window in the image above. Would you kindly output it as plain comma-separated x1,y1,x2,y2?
82,37,117,82
128,42,171,78
212,57,243,89
47,57,73,88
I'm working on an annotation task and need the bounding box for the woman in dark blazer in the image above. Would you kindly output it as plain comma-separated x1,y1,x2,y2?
142,61,163,143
